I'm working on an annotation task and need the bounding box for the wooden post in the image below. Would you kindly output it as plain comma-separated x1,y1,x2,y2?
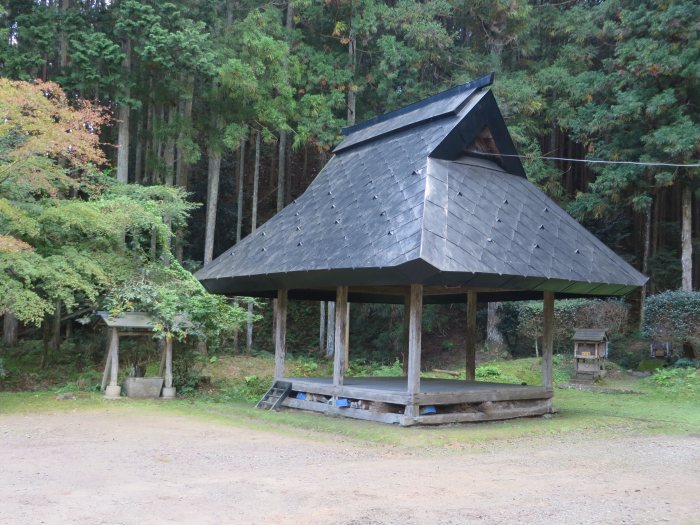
274,289,288,380
542,291,554,390
402,292,410,374
104,327,121,398
405,284,423,418
100,330,113,392
333,286,349,389
109,328,119,387
319,301,326,353
466,290,477,380
164,336,173,388
162,334,176,398
343,303,350,372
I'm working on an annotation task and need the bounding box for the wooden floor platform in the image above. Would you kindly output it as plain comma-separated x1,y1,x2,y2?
280,377,553,426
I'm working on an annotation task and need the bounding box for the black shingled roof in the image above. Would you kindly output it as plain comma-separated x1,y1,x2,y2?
196,75,647,303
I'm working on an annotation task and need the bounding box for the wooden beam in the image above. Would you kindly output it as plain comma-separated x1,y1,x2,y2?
405,284,423,418
466,290,477,380
423,285,517,296
542,291,554,390
333,286,349,388
274,289,288,380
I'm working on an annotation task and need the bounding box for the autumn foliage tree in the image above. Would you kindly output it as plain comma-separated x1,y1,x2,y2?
0,79,242,364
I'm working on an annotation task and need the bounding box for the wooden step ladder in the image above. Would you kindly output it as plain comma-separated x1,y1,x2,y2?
256,380,292,410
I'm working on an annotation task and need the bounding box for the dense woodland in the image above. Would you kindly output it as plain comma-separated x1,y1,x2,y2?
1,0,699,364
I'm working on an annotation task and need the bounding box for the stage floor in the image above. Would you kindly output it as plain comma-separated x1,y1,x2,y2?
280,376,553,426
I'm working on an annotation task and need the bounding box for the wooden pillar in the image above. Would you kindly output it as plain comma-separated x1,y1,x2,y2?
405,284,423,418
274,289,288,380
109,328,119,386
542,291,554,390
164,336,173,388
104,327,121,398
100,329,113,392
333,286,349,389
162,334,176,398
466,290,477,381
343,303,350,372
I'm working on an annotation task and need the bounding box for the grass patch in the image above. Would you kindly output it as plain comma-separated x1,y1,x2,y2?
2,354,698,451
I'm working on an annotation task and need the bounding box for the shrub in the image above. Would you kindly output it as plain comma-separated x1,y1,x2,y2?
474,365,520,384
646,367,699,394
672,358,700,369
643,291,700,358
498,299,630,357
172,343,207,395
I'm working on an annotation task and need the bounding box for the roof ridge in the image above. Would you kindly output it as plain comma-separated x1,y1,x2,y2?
341,73,495,136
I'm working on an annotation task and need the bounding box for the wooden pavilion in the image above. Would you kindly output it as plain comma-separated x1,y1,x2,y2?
196,74,646,425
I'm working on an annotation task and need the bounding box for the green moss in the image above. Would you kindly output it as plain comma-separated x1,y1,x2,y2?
638,359,665,372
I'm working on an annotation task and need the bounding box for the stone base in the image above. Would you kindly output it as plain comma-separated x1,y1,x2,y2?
161,386,176,399
104,385,122,399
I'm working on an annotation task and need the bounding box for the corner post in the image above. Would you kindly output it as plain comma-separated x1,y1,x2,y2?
542,291,554,390
405,284,423,418
333,286,349,389
401,291,410,374
466,290,477,380
274,289,288,380
104,327,121,399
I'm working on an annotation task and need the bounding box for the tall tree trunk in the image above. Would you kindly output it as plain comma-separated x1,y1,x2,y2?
246,302,254,351
347,27,356,125
236,139,245,243
682,184,693,291
116,38,131,183
326,301,335,357
40,318,50,369
163,106,175,186
278,132,287,212
246,131,261,351
49,301,61,354
58,0,70,71
150,227,157,261
251,130,261,231
486,302,503,348
174,75,194,263
175,76,194,189
277,1,294,212
3,313,18,347
134,115,143,185
145,92,155,184
319,301,326,353
232,141,245,353
639,200,652,330
153,105,165,184
203,147,222,265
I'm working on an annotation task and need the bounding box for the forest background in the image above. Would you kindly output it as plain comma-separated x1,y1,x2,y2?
0,0,699,376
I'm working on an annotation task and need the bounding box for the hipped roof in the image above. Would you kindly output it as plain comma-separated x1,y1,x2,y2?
196,75,647,303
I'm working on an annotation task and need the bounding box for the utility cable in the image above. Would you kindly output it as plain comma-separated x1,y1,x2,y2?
475,151,700,169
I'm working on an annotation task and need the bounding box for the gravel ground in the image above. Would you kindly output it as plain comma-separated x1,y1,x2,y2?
1,409,699,525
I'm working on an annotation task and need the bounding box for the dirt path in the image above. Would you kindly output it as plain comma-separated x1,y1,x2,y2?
1,409,698,525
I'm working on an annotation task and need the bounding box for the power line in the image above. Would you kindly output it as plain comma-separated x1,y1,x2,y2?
475,151,700,169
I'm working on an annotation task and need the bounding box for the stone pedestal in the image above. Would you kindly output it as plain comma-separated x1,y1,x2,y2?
104,385,121,399
123,377,164,399
161,387,176,399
